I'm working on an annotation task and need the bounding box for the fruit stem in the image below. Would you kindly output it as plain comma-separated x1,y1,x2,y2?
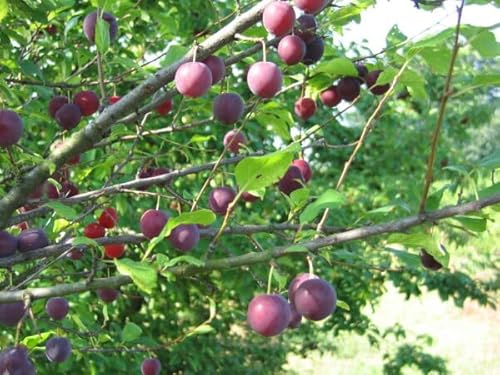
192,45,198,62
307,255,314,275
266,264,275,294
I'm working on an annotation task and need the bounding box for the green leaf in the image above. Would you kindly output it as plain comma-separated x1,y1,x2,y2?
255,102,293,141
0,0,8,23
469,30,500,58
299,189,346,224
314,57,358,77
285,245,309,254
387,232,448,267
21,332,54,349
385,248,421,269
161,44,189,66
46,201,78,220
95,16,110,54
115,258,157,293
289,187,310,211
453,215,487,232
157,255,204,269
472,73,500,86
235,145,298,192
478,183,500,199
121,322,143,342
186,324,214,337
476,149,500,169
336,300,350,311
419,47,451,75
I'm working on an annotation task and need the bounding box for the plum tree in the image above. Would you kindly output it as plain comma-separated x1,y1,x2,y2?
366,70,390,95
83,11,118,43
320,85,342,107
202,55,226,84
141,358,162,375
156,99,173,116
169,224,200,252
174,62,213,98
48,96,69,118
420,249,443,270
97,288,120,303
45,297,70,321
294,0,327,13
278,166,305,195
55,103,82,130
262,1,295,37
277,35,306,65
295,14,317,43
84,223,106,239
302,36,324,65
45,336,72,363
223,130,247,153
0,302,26,326
140,209,169,239
292,159,312,182
17,228,49,252
209,187,237,215
104,243,126,258
0,109,23,148
288,303,302,329
74,90,100,116
294,97,316,120
247,62,283,98
99,207,118,229
337,77,361,102
213,93,245,125
0,346,36,375
294,278,337,321
288,273,317,304
247,294,291,336
0,230,17,258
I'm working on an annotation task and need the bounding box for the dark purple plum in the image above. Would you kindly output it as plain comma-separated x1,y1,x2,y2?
366,70,390,95
294,278,337,321
288,303,302,329
288,273,317,304
320,85,342,107
302,36,324,65
48,96,69,118
17,228,49,252
223,130,247,153
337,77,361,102
209,187,237,215
83,11,118,43
202,55,226,84
174,62,212,98
420,249,443,271
278,35,306,65
356,63,369,83
55,103,82,130
45,336,72,363
141,358,162,375
169,224,200,252
278,166,305,195
0,302,26,326
140,209,169,239
295,14,317,43
247,62,282,98
0,346,36,375
45,297,69,321
262,1,295,36
97,288,120,303
0,231,17,258
213,93,245,125
0,110,23,148
247,294,291,337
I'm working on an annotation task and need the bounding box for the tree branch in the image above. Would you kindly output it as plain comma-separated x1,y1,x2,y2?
1,193,497,302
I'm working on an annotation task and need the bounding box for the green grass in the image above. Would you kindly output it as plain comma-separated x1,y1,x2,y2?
285,285,499,374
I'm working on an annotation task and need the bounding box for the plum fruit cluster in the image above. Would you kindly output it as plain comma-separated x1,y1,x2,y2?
278,159,312,195
48,90,100,130
0,228,49,259
83,207,125,259
247,272,336,337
